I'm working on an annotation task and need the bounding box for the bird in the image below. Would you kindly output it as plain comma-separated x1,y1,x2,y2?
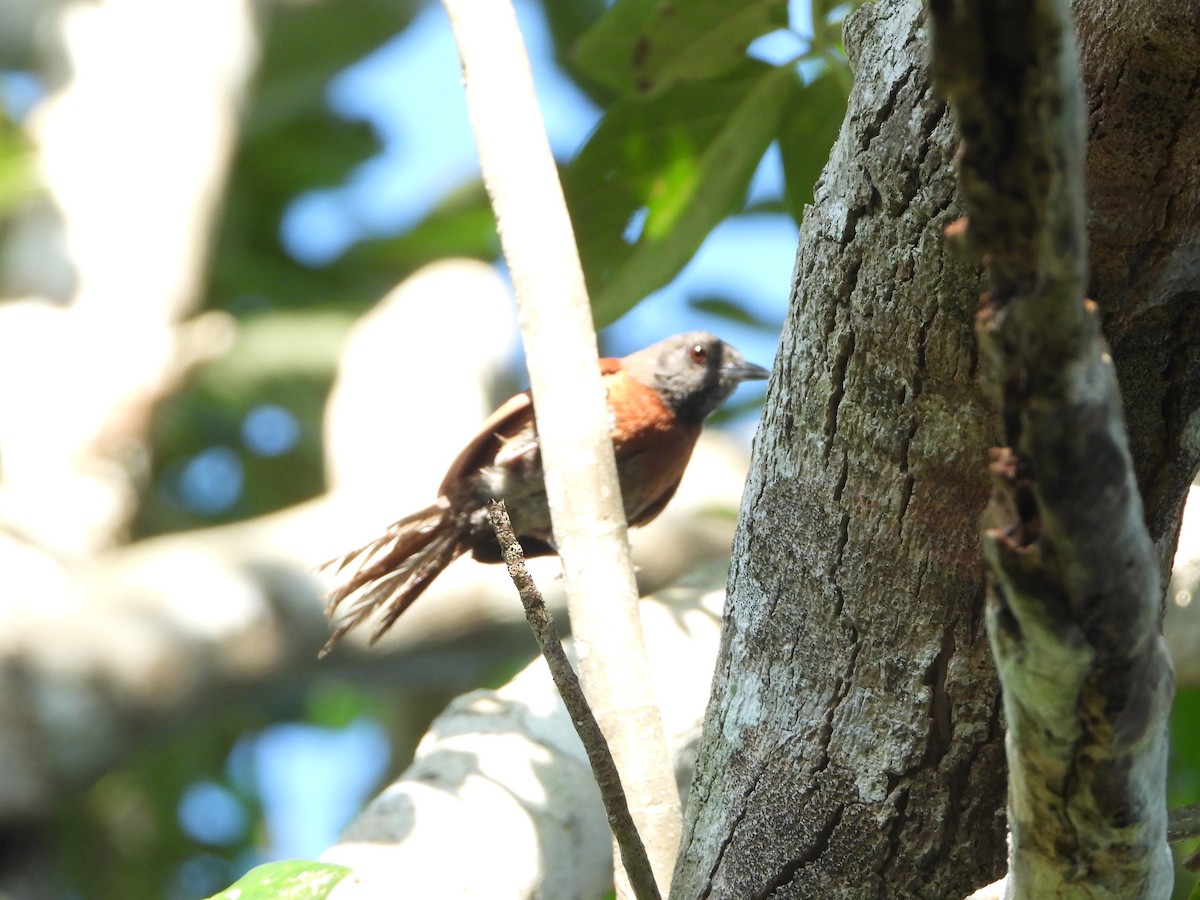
319,331,769,656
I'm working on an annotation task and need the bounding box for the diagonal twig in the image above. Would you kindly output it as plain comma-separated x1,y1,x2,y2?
487,500,662,900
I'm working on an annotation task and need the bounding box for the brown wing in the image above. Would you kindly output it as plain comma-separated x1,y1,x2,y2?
438,358,622,494
437,390,535,496
437,358,699,529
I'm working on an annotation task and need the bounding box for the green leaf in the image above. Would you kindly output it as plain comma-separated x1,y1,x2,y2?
688,293,779,330
573,0,788,97
537,0,613,104
566,61,798,327
254,1,416,104
572,0,668,94
778,67,849,221
205,860,351,900
0,114,39,221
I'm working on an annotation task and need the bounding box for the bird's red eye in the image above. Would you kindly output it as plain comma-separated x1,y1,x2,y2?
689,344,708,364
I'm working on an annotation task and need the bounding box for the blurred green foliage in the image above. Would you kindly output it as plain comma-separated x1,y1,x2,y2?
134,311,352,535
566,59,800,324
206,0,433,315
573,0,789,96
56,699,273,899
54,674,402,900
0,111,38,225
1172,689,1200,898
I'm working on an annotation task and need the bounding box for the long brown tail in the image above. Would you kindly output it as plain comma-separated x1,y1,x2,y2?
319,498,465,656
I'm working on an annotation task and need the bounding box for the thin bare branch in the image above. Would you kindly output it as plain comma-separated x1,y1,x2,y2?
488,500,661,900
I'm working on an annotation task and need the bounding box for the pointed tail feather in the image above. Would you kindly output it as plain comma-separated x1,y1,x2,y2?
319,499,465,656
319,498,451,582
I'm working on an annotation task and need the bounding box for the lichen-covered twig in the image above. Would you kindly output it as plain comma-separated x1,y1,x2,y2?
930,0,1175,895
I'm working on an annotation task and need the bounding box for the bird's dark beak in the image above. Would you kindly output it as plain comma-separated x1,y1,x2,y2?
723,361,770,383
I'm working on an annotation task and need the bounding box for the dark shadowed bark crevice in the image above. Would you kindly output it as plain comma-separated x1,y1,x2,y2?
1075,0,1200,575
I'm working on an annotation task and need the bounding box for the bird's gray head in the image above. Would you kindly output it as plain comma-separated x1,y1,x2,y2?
621,332,770,423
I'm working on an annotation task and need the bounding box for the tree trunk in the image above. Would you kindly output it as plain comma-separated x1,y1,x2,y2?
675,0,1200,896
675,1,1006,894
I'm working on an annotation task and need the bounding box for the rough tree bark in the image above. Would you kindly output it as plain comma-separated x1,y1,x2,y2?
675,2,1006,894
674,0,1200,896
